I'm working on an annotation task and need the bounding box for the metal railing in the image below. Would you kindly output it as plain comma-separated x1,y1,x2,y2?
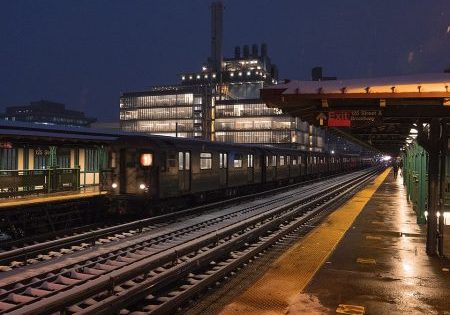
0,168,80,198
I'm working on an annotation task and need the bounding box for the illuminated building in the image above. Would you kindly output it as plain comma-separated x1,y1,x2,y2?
120,85,209,138
119,1,326,151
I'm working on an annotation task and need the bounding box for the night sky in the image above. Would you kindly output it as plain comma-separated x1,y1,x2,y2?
1,0,448,122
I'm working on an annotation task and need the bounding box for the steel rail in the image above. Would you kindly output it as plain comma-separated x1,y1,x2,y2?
0,172,356,309
7,168,379,315
0,171,355,268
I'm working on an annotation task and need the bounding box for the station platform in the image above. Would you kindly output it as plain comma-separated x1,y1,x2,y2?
218,169,450,315
0,187,107,209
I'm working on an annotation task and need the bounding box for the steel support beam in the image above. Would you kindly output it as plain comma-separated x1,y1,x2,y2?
426,119,440,255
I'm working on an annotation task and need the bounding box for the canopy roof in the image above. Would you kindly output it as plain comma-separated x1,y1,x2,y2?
261,73,450,155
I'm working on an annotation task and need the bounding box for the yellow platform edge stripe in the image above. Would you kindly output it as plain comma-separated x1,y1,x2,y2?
219,168,391,315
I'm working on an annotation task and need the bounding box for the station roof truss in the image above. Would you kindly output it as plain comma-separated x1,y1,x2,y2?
261,73,450,155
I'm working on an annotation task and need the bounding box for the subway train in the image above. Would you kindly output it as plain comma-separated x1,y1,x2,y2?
104,134,366,206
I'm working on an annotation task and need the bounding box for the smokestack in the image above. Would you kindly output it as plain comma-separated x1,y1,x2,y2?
261,43,267,57
251,44,258,57
234,46,241,58
243,45,250,58
312,67,323,81
210,1,224,72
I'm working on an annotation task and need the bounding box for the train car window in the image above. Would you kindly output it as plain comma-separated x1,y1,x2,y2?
272,156,277,167
110,151,116,168
298,156,302,164
287,156,291,165
178,152,184,170
247,154,254,168
265,156,269,167
233,154,243,168
279,156,285,166
185,152,190,170
140,153,153,167
292,156,297,165
178,152,190,170
200,152,212,170
219,153,228,169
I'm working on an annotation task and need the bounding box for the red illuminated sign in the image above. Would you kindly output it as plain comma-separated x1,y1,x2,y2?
328,111,351,127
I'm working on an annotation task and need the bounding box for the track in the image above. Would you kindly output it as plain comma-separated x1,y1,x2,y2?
0,168,380,314
0,172,351,269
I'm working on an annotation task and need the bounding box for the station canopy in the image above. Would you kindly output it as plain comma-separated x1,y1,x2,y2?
261,73,450,155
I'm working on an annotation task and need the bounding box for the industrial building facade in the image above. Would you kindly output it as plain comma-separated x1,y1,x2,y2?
120,44,326,151
120,1,326,151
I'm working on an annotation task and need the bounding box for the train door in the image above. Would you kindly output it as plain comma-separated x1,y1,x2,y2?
219,152,228,187
178,151,191,193
247,153,254,183
262,154,267,184
119,149,127,194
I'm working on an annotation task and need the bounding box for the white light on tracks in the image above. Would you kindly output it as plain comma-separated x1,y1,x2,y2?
111,183,118,189
139,184,146,190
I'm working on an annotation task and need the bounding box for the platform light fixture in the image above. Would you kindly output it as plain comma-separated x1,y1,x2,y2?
139,183,146,190
111,183,118,189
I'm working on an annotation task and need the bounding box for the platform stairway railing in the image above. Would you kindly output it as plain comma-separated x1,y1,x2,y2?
0,167,80,198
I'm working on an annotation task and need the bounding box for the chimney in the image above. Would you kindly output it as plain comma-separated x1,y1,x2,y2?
312,66,323,81
243,45,250,58
261,43,267,57
251,44,258,57
234,46,241,58
210,1,224,72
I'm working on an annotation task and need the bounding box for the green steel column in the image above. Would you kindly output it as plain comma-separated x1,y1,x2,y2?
48,146,57,168
417,149,427,224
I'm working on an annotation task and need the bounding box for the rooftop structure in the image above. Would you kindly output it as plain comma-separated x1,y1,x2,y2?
1,100,96,127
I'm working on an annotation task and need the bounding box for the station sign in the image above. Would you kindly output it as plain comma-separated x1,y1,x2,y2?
326,110,382,127
0,141,13,149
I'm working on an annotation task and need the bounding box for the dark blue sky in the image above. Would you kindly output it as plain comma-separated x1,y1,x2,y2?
1,0,448,122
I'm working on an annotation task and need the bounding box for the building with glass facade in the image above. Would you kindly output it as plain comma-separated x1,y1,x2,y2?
120,86,209,138
120,44,327,151
1,100,96,127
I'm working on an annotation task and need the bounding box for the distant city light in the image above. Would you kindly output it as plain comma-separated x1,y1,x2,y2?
212,73,216,78
189,75,193,80
196,75,200,79
246,71,251,76
230,72,234,77
238,72,242,76
331,150,335,154
181,76,185,80
382,155,392,161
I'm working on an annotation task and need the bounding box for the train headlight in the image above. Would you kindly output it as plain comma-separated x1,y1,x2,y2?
111,183,118,189
139,183,146,190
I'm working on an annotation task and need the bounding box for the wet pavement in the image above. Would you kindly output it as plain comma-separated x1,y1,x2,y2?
301,172,450,315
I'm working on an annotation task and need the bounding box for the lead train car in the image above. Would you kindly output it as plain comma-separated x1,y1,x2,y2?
106,134,363,206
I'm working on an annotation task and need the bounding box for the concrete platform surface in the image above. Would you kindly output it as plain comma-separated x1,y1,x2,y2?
301,172,450,315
